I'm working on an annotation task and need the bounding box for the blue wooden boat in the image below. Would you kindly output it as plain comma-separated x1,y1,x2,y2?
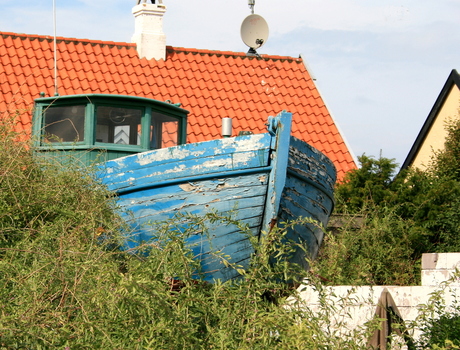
33,94,336,282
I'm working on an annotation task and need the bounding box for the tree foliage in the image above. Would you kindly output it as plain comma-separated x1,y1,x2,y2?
431,118,460,180
314,118,460,286
313,208,421,286
334,154,401,213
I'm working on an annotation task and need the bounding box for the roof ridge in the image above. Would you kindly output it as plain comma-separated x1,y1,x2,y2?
0,31,302,63
401,69,460,170
167,46,302,62
0,31,135,50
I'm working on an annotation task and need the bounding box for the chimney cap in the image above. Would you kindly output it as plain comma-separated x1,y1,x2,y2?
137,0,163,4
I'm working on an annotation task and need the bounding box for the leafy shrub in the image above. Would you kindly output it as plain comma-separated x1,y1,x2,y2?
413,274,460,349
0,115,120,251
0,116,375,349
334,154,402,213
312,207,420,286
318,117,460,285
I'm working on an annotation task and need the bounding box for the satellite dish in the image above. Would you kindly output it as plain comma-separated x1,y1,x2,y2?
240,14,269,55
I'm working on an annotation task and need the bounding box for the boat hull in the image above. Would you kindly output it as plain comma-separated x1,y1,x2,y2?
281,137,336,270
97,112,336,281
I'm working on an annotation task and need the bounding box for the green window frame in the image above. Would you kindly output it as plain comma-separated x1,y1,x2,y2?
33,94,188,152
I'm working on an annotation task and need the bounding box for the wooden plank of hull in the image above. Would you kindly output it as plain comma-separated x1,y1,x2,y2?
278,136,337,269
287,136,336,196
117,174,269,282
97,111,337,282
100,143,274,281
99,133,273,194
118,174,269,236
193,237,255,281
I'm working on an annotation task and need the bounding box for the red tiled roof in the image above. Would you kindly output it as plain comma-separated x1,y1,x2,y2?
0,31,356,180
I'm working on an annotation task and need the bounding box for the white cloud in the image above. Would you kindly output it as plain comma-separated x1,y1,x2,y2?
253,0,413,33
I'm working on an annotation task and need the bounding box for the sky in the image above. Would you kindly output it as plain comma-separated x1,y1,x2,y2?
2,0,460,168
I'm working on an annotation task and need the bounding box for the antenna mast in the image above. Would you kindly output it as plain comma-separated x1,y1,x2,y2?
248,0,255,14
53,0,59,96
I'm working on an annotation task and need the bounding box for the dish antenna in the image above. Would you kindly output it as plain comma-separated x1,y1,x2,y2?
240,13,269,57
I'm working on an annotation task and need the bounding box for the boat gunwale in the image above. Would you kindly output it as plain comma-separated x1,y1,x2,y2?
114,165,273,195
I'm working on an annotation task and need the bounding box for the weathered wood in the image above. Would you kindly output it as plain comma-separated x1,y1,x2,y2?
279,136,337,268
96,111,337,282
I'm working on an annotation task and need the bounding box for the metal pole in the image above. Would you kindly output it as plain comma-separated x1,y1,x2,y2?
53,0,59,96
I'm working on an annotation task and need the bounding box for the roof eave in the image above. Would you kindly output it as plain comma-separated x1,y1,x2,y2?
401,69,460,171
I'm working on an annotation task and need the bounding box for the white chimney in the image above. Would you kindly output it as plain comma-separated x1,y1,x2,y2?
132,0,167,61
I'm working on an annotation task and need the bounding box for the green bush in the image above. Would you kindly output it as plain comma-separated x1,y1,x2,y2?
334,154,402,213
413,274,460,349
4,111,460,348
0,116,376,349
312,207,420,286
316,118,460,286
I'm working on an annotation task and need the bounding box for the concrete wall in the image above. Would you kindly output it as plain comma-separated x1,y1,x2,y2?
421,252,460,286
295,253,460,344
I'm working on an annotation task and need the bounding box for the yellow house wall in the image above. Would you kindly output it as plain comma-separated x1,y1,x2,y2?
412,86,460,170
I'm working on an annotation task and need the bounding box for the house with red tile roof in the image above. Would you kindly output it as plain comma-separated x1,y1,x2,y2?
0,1,356,180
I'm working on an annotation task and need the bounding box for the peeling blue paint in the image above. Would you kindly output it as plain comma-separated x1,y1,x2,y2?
96,111,337,282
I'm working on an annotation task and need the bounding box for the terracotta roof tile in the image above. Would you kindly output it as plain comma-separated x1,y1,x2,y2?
0,31,356,180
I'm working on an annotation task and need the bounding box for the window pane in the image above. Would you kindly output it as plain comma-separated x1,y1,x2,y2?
43,105,85,143
96,106,143,146
150,112,179,149
161,121,179,148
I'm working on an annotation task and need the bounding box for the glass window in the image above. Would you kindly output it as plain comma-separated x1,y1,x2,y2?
150,112,179,149
96,106,143,146
43,105,85,143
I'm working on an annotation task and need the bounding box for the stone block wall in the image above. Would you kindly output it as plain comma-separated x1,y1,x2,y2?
295,253,460,344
